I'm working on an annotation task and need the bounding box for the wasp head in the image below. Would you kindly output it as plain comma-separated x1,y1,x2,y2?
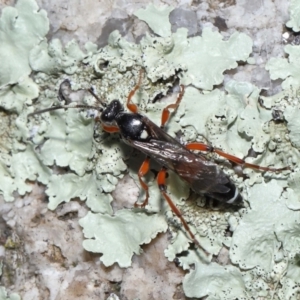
100,100,124,124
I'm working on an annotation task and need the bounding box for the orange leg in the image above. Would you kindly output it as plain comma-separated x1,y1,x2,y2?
157,167,209,255
186,142,290,172
161,85,185,128
126,69,144,113
102,124,119,133
134,156,151,208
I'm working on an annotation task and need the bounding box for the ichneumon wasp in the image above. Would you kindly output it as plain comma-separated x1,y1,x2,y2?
28,70,289,254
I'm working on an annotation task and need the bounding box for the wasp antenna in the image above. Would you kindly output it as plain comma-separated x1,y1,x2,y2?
88,88,107,107
27,104,102,118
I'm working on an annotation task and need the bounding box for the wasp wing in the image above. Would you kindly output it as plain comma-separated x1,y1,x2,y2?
127,138,232,195
121,116,240,203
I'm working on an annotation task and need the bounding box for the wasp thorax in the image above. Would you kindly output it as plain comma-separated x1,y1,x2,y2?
100,100,123,124
115,113,146,140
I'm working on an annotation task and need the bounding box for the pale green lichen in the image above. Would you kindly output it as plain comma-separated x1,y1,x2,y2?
179,85,251,157
30,39,87,75
138,26,252,90
183,260,247,299
79,210,167,267
0,77,39,114
1,0,300,299
230,180,292,271
46,172,113,213
0,0,49,87
37,109,94,176
284,106,300,149
134,4,173,37
286,0,300,32
286,169,300,210
266,45,300,90
0,0,50,201
0,286,21,300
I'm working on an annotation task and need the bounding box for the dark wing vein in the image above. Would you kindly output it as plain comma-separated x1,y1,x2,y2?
128,138,231,195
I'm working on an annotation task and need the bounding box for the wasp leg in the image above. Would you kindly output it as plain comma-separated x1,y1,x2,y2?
161,85,185,128
126,69,144,113
157,167,209,255
134,156,151,208
186,142,290,172
102,124,119,133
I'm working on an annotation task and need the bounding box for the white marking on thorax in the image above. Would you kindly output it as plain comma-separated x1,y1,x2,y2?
140,130,149,139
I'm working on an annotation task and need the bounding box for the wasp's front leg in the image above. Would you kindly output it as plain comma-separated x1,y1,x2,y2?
126,69,144,113
160,85,185,128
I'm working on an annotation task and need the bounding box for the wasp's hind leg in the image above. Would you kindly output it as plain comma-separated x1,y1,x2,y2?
160,85,185,128
157,167,209,255
186,142,290,172
134,156,151,208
